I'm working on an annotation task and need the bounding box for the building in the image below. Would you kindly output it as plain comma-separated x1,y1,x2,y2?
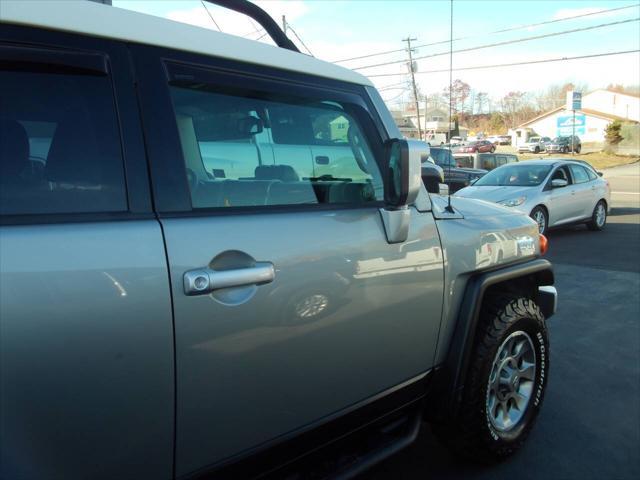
514,89,639,147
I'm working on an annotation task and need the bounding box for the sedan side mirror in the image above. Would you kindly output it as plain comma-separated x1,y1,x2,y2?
551,178,568,188
380,139,423,243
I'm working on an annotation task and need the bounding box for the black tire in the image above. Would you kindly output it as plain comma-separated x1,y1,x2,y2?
575,145,581,154
433,296,549,462
562,146,569,154
530,206,548,235
587,200,607,231
534,146,540,153
490,146,496,153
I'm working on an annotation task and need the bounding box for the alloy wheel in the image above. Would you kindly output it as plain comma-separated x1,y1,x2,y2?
532,210,546,234
595,203,606,227
486,331,536,432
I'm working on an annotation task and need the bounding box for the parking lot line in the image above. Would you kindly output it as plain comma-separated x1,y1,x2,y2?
612,191,640,195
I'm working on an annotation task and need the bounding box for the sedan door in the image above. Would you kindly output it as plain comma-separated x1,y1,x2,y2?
134,46,444,478
569,164,599,218
545,165,583,225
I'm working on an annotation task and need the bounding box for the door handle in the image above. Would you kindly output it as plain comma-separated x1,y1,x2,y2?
184,262,275,296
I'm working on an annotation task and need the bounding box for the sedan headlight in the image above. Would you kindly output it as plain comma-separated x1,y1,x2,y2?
498,196,527,207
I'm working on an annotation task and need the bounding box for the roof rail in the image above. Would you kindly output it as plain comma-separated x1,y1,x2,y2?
203,0,300,53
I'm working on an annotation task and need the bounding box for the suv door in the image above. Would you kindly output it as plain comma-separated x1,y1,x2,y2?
133,46,444,477
0,28,173,479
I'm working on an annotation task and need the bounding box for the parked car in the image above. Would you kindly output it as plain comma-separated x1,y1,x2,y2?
453,152,519,171
0,1,557,478
455,159,611,235
546,135,582,154
517,136,551,153
486,135,500,145
453,140,496,154
498,135,512,145
430,146,487,193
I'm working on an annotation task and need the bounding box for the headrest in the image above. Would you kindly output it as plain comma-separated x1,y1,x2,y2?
255,164,299,182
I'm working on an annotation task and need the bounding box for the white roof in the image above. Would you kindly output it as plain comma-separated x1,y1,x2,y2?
0,0,372,87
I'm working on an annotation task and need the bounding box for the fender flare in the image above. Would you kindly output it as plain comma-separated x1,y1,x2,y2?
430,258,554,419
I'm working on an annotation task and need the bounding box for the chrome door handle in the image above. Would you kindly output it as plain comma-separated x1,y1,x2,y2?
184,262,275,295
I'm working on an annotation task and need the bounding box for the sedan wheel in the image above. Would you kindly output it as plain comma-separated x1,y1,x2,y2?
587,201,607,231
530,207,547,235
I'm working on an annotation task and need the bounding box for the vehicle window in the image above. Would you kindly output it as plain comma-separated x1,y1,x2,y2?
586,168,598,181
496,155,507,167
430,148,455,167
0,67,127,216
569,164,590,184
455,155,473,168
481,155,496,170
551,166,571,183
168,85,384,209
475,164,552,187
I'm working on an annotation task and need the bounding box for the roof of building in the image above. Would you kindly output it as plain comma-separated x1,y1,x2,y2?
518,106,638,128
589,88,640,99
1,0,371,87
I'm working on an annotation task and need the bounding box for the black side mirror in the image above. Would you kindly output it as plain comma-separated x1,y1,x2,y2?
384,139,420,207
237,116,264,136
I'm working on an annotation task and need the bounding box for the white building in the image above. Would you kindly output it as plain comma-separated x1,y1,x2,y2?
514,89,639,147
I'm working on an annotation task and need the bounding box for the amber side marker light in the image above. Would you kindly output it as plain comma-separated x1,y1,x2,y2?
539,234,548,255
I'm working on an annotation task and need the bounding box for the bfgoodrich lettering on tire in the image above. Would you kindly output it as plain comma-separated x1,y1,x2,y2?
434,296,549,462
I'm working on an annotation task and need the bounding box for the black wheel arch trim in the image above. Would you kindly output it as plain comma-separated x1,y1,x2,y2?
428,258,554,420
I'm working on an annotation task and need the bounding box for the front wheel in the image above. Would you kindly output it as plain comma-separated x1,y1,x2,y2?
433,296,549,462
562,146,569,154
490,146,496,153
534,146,540,153
587,200,607,231
530,206,548,235
575,145,581,154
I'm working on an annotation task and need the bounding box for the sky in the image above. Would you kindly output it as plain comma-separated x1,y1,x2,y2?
112,0,640,110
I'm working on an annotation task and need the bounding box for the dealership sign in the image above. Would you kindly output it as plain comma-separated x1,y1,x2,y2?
557,114,586,136
566,90,582,110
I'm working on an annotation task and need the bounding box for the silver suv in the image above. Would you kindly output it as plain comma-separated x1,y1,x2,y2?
0,1,557,478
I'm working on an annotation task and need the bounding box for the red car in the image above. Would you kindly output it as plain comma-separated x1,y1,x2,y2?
453,140,496,154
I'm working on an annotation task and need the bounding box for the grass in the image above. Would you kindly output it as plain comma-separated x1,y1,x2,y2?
494,146,639,170
517,151,639,170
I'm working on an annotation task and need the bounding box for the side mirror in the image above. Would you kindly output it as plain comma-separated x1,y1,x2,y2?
380,139,424,243
384,139,422,208
237,116,264,136
597,171,603,177
551,178,568,188
470,177,479,185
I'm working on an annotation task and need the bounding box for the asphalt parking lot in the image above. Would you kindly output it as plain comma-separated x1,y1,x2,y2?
366,162,640,480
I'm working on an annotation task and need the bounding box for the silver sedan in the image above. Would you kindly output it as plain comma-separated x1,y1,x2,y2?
455,159,611,235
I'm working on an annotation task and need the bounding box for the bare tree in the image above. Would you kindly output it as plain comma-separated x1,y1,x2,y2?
443,79,471,114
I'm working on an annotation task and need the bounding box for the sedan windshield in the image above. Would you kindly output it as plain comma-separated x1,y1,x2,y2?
474,164,552,187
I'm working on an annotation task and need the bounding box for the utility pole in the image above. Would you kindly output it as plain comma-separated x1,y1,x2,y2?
282,15,287,35
403,37,422,140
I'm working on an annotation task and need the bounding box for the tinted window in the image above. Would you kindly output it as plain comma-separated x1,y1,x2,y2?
169,85,384,209
481,155,496,170
569,165,590,184
430,148,455,167
0,68,127,216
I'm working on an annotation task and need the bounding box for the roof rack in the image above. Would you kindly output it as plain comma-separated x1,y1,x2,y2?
203,0,300,53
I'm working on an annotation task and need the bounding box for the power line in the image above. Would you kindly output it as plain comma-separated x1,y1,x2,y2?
367,49,640,78
404,37,422,139
200,0,222,32
331,3,640,64
284,20,314,56
354,17,639,71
